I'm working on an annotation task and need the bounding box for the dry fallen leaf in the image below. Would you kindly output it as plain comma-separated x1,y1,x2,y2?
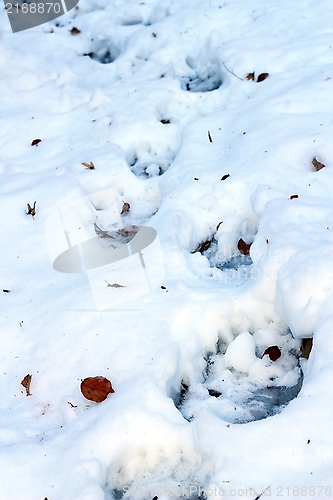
301,338,313,359
118,225,138,237
257,72,269,82
82,162,95,170
312,157,325,171
27,201,36,216
31,139,41,146
263,345,281,361
246,72,255,81
21,374,32,396
70,27,81,35
237,238,252,255
195,238,213,253
80,376,115,403
221,174,230,181
105,280,126,288
121,202,130,214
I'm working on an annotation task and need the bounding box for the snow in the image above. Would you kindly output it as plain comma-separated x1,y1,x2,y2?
1,0,333,498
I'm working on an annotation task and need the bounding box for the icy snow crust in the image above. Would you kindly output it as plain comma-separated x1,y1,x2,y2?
1,0,333,498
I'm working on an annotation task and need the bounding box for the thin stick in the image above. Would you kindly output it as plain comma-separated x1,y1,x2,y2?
223,63,243,81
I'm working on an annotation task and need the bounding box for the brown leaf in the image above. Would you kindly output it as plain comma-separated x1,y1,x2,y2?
121,202,130,214
82,162,95,170
312,157,325,171
257,72,269,82
246,72,255,81
263,345,281,361
237,238,252,255
195,238,213,253
301,338,313,359
105,280,126,288
208,131,213,143
21,374,32,396
70,27,81,35
31,139,41,146
290,194,299,200
27,201,36,216
221,174,230,181
118,225,138,237
80,376,115,403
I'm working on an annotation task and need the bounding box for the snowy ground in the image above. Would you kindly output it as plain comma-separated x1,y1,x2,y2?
1,0,333,499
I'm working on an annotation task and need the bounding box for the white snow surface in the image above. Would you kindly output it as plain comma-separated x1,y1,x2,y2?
1,0,333,499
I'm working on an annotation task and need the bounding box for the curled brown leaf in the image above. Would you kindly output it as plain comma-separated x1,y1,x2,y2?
237,238,252,255
82,162,95,170
31,139,41,146
121,202,130,214
312,157,325,171
21,374,32,396
257,73,269,82
246,72,255,81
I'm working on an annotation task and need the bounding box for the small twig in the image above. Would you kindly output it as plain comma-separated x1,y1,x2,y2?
94,223,115,239
208,131,213,143
255,486,271,500
222,63,243,81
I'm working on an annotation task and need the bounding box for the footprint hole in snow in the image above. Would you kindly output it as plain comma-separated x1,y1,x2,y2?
83,39,120,64
193,233,253,274
112,488,125,499
180,62,223,92
126,147,175,178
175,329,304,424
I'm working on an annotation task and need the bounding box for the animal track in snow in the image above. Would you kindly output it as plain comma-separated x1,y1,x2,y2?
174,329,303,424
83,38,120,64
126,138,178,178
180,61,223,93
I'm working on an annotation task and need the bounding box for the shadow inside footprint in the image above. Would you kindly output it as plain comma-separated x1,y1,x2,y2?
180,62,223,92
